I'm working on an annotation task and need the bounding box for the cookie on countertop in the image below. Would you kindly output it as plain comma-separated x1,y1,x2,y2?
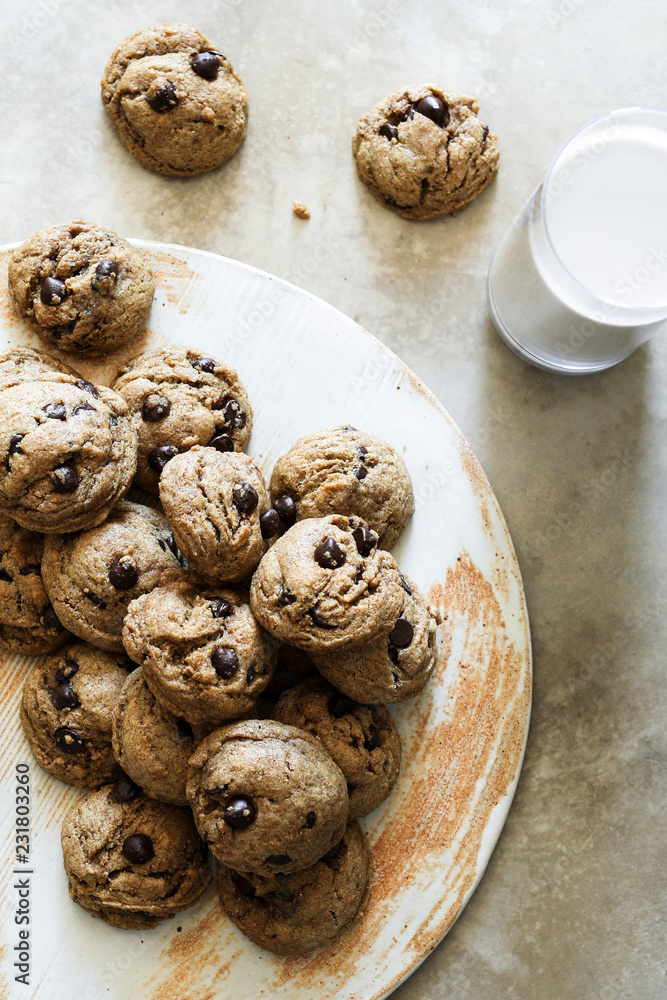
111,344,252,493
41,500,181,653
159,446,270,584
217,820,370,955
352,84,499,220
249,514,404,653
0,377,137,534
61,783,210,929
20,640,131,787
269,425,415,549
312,575,440,703
272,675,401,820
123,572,276,724
7,221,154,353
101,22,248,177
187,719,349,876
0,346,79,393
0,512,70,655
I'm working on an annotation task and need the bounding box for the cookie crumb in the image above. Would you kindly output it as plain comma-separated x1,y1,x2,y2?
292,201,310,219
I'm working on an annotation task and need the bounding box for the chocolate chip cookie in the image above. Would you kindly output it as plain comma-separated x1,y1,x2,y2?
159,446,270,584
187,719,348,875
352,85,499,219
61,783,210,929
217,820,370,954
269,426,415,548
0,346,79,392
111,345,252,493
272,676,401,820
41,500,180,653
0,513,70,655
0,377,137,533
112,666,211,806
20,641,130,787
249,514,404,652
101,23,248,177
7,221,154,352
312,575,440,703
123,572,276,724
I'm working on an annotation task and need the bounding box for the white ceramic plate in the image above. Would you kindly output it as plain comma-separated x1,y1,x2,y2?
0,242,531,1000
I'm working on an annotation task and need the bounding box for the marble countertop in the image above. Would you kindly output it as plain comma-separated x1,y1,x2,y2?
1,1,665,998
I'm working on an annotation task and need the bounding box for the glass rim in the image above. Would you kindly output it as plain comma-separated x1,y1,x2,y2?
541,106,667,315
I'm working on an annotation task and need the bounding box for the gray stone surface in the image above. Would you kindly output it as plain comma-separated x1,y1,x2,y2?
0,2,665,998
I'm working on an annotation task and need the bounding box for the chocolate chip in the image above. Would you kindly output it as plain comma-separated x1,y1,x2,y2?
164,533,179,558
328,693,355,718
389,618,414,647
314,536,346,569
192,356,216,373
342,425,357,432
321,841,342,861
379,122,398,140
305,811,316,828
399,574,413,595
210,597,232,618
357,445,368,456
482,123,489,145
176,718,194,740
222,399,246,430
273,495,296,527
111,776,141,803
191,50,220,79
54,726,85,755
148,81,178,112
72,401,96,415
415,95,449,127
265,854,291,866
148,445,178,473
44,402,66,420
19,564,41,575
260,509,280,538
233,483,258,514
42,605,62,630
352,525,377,556
8,434,24,456
308,607,334,628
52,681,80,710
40,276,66,304
364,724,382,751
209,433,234,453
233,874,256,898
55,659,78,682
95,259,118,279
246,664,255,684
278,590,296,606
108,556,139,590
223,795,256,829
212,645,239,678
122,833,155,864
352,466,367,481
142,395,170,422
51,464,80,493
75,379,100,396
0,567,11,582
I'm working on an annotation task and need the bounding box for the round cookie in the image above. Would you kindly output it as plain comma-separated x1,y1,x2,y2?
41,500,181,653
0,377,137,534
122,572,276,724
187,719,348,876
0,346,79,392
61,783,210,929
7,221,154,353
269,425,415,549
0,512,70,655
159,446,270,584
352,84,499,220
249,514,404,653
312,575,440,703
217,821,370,954
20,641,131,787
111,345,252,493
101,23,248,177
272,676,401,820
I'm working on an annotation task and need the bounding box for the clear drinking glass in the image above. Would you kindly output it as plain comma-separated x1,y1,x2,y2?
487,108,667,374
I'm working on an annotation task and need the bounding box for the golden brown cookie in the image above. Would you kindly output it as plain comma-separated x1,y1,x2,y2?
0,346,79,392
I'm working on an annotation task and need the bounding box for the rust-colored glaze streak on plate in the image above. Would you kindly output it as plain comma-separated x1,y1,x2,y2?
0,241,531,1000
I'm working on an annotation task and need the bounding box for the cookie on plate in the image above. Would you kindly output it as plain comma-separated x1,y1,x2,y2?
159,446,270,584
217,821,370,954
61,783,210,929
249,514,404,653
41,500,181,653
20,640,130,787
187,719,348,876
0,346,79,393
0,512,70,655
7,221,154,353
269,426,415,549
101,23,248,177
123,572,276,724
352,84,499,220
272,676,401,820
312,575,441,703
0,377,137,533
111,345,252,493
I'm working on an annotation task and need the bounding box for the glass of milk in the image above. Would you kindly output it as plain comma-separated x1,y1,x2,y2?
487,108,667,374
